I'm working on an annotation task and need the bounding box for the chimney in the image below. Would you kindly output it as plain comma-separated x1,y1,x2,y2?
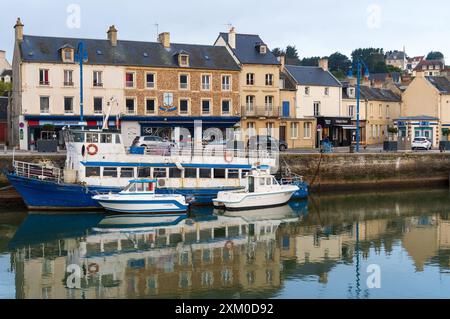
107,25,118,46
14,17,24,42
228,27,236,49
318,58,328,71
278,54,285,70
158,32,170,49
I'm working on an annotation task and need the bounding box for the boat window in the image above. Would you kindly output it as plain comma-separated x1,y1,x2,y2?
228,169,239,179
100,134,112,144
266,177,272,185
125,183,136,192
103,167,118,178
248,177,255,192
154,168,167,178
200,168,211,178
138,167,150,178
241,170,249,178
272,177,278,185
214,169,226,179
85,167,100,177
115,134,121,144
86,133,99,143
120,168,134,178
259,178,265,186
73,133,85,143
184,168,197,178
135,183,144,192
169,168,182,178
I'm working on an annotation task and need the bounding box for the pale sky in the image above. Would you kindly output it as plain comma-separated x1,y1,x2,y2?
1,0,449,63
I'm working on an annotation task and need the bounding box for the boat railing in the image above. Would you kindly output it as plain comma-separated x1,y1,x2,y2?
13,160,63,184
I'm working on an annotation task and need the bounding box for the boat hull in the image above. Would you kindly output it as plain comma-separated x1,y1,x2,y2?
214,189,297,211
6,173,240,210
93,196,188,214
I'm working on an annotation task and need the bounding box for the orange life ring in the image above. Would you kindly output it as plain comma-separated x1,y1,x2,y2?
88,262,99,274
87,144,98,156
224,151,233,163
225,240,234,250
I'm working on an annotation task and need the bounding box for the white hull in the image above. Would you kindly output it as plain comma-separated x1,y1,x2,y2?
213,186,298,210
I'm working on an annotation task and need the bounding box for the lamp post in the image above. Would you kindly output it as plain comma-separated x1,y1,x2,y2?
76,42,88,126
348,59,369,152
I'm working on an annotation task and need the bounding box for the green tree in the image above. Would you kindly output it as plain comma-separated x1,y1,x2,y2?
300,56,320,66
0,82,12,96
328,52,352,74
351,48,386,74
426,51,444,60
272,47,284,57
285,45,301,65
386,65,402,73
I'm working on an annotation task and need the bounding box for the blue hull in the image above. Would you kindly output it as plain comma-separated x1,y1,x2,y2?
6,173,243,210
290,181,309,199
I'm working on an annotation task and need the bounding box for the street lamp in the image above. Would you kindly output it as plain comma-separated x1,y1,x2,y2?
76,41,88,126
348,60,370,152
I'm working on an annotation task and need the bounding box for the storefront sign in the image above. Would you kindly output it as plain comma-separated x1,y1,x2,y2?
420,121,430,126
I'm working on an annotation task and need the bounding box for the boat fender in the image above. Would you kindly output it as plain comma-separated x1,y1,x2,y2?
88,263,99,274
224,151,233,163
81,144,86,157
225,240,234,250
87,144,99,156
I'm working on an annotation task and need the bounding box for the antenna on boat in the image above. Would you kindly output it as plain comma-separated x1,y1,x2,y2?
103,96,119,131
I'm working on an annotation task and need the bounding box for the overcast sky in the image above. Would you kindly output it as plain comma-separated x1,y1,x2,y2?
1,0,449,62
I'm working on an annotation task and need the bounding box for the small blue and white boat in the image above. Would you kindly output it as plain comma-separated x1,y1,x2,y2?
92,179,189,214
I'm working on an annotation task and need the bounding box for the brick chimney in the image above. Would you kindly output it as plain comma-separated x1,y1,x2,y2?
158,32,170,49
318,58,328,71
14,17,24,42
278,54,285,70
107,25,118,46
228,27,236,49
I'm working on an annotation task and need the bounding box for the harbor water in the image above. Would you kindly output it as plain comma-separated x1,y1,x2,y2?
1,188,450,299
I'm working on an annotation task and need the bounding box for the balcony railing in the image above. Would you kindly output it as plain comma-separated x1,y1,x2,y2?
241,105,283,118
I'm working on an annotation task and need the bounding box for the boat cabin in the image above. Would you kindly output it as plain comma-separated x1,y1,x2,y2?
121,179,157,194
247,169,279,193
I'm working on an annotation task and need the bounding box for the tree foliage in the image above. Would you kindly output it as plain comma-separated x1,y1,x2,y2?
351,48,386,74
0,82,12,96
426,51,444,61
328,52,352,74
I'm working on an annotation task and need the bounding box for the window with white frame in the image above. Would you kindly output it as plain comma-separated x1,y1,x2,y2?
93,97,103,114
246,73,254,85
202,100,211,115
64,70,73,86
221,100,231,115
179,99,189,115
201,75,211,90
348,105,354,117
146,73,155,89
304,122,312,138
266,122,274,136
40,96,50,114
93,71,103,87
247,122,256,137
39,69,49,85
125,72,135,88
222,75,231,91
313,102,320,116
179,74,189,90
290,122,298,139
146,99,156,114
265,96,274,111
246,95,255,111
265,74,274,86
126,98,135,114
64,97,74,114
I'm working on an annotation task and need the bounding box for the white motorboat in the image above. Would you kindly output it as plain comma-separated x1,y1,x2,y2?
213,168,299,210
92,179,189,214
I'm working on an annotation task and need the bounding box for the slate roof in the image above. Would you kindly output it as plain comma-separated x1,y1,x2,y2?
284,65,341,87
0,69,12,77
425,76,450,94
369,72,401,83
395,115,438,121
19,35,240,71
342,85,401,102
0,97,8,121
386,51,406,60
218,33,279,65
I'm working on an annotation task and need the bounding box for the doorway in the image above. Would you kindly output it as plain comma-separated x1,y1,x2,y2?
279,125,286,142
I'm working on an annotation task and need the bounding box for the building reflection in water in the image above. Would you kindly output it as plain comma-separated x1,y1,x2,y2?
7,189,450,299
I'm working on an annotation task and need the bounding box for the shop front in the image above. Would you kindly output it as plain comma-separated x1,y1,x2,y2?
315,116,356,147
394,116,439,147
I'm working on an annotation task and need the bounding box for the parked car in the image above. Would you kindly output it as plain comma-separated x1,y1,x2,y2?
248,135,288,152
411,137,432,150
132,136,175,154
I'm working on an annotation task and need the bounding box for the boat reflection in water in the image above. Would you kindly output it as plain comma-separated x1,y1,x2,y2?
9,202,307,299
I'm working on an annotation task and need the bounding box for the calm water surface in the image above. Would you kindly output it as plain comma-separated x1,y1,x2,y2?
1,188,450,299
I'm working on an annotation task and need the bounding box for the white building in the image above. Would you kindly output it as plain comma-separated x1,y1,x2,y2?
0,50,12,83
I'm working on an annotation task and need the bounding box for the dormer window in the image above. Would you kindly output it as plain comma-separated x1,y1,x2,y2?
260,45,267,54
179,54,189,67
60,45,75,63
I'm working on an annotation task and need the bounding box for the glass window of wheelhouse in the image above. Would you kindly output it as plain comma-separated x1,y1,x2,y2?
120,167,134,178
100,134,112,143
138,167,150,178
169,167,182,178
200,168,211,178
103,167,118,178
154,168,167,178
184,168,197,178
214,169,226,179
86,133,99,143
85,167,100,177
